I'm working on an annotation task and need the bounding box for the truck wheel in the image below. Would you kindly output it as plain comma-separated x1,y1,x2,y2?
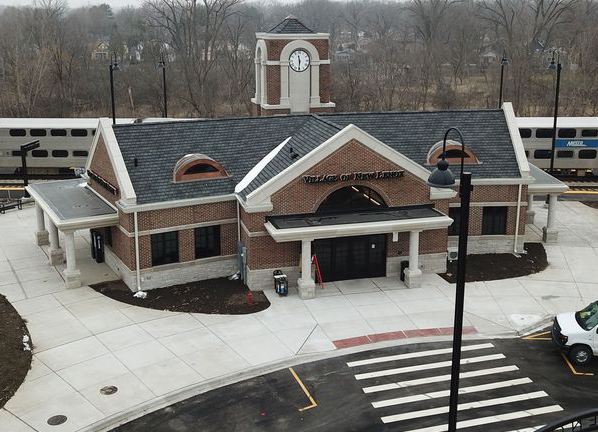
569,345,593,366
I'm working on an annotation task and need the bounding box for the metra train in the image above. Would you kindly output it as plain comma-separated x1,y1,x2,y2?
517,116,598,176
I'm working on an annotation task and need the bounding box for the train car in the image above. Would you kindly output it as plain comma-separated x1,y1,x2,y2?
516,117,598,176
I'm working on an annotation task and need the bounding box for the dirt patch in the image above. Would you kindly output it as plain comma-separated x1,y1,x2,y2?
439,242,547,283
0,294,32,409
90,277,270,314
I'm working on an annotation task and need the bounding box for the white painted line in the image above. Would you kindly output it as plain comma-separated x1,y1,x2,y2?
381,391,549,423
347,343,494,367
503,427,545,432
401,405,562,432
372,377,532,408
362,365,519,393
355,353,505,380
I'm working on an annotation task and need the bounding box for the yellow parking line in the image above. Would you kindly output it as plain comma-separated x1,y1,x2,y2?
289,367,318,412
560,353,594,376
522,331,551,341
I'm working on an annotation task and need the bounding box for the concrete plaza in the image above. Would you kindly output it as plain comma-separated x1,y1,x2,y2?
1,199,598,431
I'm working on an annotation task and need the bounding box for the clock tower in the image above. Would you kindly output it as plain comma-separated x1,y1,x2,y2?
252,16,335,116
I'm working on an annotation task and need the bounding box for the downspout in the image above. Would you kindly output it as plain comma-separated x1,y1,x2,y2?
236,200,241,244
513,183,522,255
134,211,142,291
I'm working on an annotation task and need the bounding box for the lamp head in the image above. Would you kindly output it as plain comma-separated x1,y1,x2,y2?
427,157,456,189
500,52,509,66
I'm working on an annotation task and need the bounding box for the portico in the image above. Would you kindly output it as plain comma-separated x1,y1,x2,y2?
27,179,118,289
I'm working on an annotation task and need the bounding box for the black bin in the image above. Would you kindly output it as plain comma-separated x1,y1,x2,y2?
400,261,409,282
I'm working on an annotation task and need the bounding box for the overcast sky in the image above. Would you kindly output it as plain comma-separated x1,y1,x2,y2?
0,0,142,8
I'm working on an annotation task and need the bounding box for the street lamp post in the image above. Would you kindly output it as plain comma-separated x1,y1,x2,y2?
20,140,40,198
158,53,168,118
427,127,473,432
498,51,509,108
548,49,562,175
109,53,120,125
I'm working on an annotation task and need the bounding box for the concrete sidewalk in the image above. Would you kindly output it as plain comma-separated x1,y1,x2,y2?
1,200,598,431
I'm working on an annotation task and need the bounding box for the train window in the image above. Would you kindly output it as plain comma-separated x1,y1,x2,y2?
30,129,47,137
534,149,552,159
91,129,96,135
519,128,532,138
52,150,69,158
525,150,529,157
582,129,598,137
71,129,88,137
9,129,26,137
557,150,573,158
579,150,597,159
558,129,577,138
11,151,21,156
73,150,88,157
32,150,48,157
51,129,67,136
536,129,554,138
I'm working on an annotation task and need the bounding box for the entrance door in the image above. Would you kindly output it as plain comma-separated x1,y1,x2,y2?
313,234,386,282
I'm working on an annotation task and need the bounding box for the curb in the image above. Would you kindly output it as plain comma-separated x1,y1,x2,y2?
516,315,554,337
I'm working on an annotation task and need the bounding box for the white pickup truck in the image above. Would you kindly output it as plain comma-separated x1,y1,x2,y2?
552,301,598,366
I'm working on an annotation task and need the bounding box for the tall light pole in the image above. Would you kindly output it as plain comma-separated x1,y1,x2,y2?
109,53,120,125
548,49,562,175
427,127,472,432
498,51,509,108
158,53,168,118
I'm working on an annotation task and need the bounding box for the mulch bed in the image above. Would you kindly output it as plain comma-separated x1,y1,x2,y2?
439,242,547,283
0,294,32,409
90,277,270,314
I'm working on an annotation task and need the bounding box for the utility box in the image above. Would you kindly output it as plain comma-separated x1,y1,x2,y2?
273,270,288,296
400,261,409,282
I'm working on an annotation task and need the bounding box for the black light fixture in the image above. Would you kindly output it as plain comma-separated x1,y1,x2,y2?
498,51,509,108
109,53,121,125
20,140,40,198
157,53,168,118
547,49,562,175
427,127,473,432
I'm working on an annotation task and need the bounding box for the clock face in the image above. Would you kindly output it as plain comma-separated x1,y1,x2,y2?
289,50,310,72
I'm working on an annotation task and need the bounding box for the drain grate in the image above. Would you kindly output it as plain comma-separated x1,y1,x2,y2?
47,415,67,426
100,385,118,395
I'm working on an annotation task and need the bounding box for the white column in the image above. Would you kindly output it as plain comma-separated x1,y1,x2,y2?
48,219,64,266
542,194,558,243
310,64,321,105
63,231,81,289
280,62,290,106
297,239,316,299
260,61,268,105
34,203,49,246
526,193,535,225
404,230,422,288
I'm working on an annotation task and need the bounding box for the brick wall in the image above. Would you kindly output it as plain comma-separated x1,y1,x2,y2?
88,135,120,205
136,201,236,231
319,64,330,103
266,39,329,61
266,65,281,105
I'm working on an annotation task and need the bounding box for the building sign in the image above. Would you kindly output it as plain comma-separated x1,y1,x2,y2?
303,170,404,184
556,139,598,148
87,169,119,195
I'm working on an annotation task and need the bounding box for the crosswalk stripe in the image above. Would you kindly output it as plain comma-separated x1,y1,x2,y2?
372,377,532,408
355,353,505,380
362,365,519,393
381,390,548,423
346,343,494,368
401,405,563,432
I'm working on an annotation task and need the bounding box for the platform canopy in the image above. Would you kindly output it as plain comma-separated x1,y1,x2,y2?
27,179,118,231
527,164,569,195
264,205,453,242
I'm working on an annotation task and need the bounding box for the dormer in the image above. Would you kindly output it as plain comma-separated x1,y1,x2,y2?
173,154,228,183
427,140,481,166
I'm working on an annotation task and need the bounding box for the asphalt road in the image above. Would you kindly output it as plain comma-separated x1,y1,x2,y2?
113,336,598,432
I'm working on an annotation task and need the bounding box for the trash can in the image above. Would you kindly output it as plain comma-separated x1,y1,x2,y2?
400,261,409,282
273,270,288,296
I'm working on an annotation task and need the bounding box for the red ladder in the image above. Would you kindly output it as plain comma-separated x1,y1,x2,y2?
312,254,325,289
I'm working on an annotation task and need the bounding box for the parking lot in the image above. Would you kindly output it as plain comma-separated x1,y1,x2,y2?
114,336,598,432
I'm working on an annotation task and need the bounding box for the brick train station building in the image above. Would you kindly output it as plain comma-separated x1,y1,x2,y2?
27,17,567,298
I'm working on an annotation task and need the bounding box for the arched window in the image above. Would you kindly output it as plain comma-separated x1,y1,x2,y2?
317,186,387,213
173,154,228,183
427,140,480,165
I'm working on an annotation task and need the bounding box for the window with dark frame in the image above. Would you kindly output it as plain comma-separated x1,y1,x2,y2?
482,207,508,235
9,129,26,137
448,207,460,236
51,129,67,136
579,149,597,159
31,150,48,158
73,150,89,157
30,129,47,137
52,150,68,158
195,226,221,259
151,232,179,266
519,128,532,138
71,129,88,137
536,129,554,139
558,128,577,138
534,149,552,159
582,129,598,137
557,150,574,158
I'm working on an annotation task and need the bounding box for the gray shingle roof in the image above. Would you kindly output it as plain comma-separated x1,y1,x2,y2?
268,16,314,34
112,109,523,205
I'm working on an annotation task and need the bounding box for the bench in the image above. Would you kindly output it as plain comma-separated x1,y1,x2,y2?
0,199,22,214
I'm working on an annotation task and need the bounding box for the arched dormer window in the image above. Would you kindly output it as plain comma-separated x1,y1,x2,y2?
173,154,228,183
426,140,480,166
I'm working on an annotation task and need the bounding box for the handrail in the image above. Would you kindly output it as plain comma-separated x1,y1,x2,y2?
536,408,598,431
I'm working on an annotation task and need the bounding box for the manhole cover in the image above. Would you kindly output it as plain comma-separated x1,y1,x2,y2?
47,415,67,426
100,385,118,395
